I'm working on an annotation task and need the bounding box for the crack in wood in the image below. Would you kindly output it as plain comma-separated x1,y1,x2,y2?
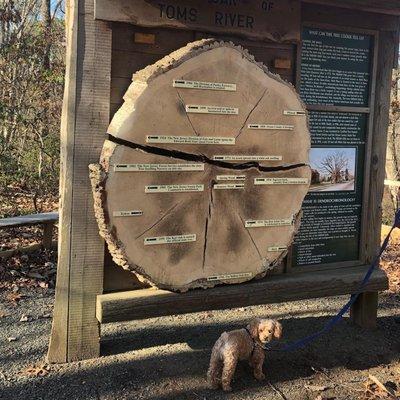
236,87,269,139
108,134,308,172
176,90,200,137
134,202,182,239
238,213,263,261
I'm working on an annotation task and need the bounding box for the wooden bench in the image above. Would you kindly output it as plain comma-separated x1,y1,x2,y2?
97,265,388,329
0,212,59,252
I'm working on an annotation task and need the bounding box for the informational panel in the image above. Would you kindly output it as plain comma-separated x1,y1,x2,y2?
293,27,374,267
95,0,300,42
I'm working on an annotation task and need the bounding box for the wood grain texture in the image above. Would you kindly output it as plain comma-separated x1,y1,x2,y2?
303,0,400,16
95,0,300,42
350,291,379,328
96,265,388,323
94,40,311,292
365,31,397,263
48,0,111,363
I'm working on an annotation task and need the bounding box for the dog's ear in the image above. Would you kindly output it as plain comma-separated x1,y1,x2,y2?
273,321,283,339
247,318,260,338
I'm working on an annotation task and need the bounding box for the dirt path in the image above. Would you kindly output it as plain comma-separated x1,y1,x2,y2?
0,286,399,400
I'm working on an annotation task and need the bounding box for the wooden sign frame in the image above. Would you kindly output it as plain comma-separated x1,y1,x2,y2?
48,0,398,363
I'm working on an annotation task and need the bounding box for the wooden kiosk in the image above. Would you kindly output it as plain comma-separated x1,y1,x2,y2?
48,0,399,362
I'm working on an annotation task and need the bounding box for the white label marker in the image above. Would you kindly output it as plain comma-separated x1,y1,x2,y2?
213,155,282,161
254,178,309,185
214,183,245,190
146,135,235,145
113,210,143,217
216,175,246,181
185,105,239,115
173,80,236,91
283,110,306,116
145,184,204,193
268,246,288,252
114,163,204,172
144,234,196,245
248,124,294,130
207,272,253,282
245,219,293,228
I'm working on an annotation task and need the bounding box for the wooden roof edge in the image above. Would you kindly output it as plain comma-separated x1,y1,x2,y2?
302,0,400,16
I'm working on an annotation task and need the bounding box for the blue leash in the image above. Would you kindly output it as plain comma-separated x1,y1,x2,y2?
266,209,400,353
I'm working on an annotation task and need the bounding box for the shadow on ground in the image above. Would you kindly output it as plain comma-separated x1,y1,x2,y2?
2,313,399,400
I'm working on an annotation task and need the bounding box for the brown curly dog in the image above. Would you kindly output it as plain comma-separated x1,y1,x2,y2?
207,318,282,391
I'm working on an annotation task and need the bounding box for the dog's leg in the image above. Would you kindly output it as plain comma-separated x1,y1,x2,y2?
252,351,266,381
207,346,223,389
221,351,238,392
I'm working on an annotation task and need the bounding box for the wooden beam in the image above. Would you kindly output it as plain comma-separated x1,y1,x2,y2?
365,31,397,264
47,0,111,363
42,222,54,250
302,0,400,16
97,266,388,323
350,291,379,328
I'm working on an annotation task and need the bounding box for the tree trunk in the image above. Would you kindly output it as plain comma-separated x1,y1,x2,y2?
91,40,311,292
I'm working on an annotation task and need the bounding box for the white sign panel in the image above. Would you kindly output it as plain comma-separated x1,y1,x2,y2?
248,124,294,130
185,105,239,115
113,210,143,217
268,246,288,252
216,175,246,181
146,135,235,145
283,110,306,116
214,183,245,190
173,79,236,91
114,163,204,172
245,218,293,228
144,234,197,245
207,272,253,282
213,155,282,161
254,177,309,185
145,184,204,193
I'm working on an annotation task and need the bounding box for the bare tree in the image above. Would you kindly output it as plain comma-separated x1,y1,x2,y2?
319,151,349,183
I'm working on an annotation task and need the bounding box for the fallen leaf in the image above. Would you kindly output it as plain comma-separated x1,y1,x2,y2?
20,364,50,377
0,311,9,318
19,314,29,322
7,337,18,342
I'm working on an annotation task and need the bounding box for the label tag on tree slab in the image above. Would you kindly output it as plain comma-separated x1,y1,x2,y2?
113,210,143,217
207,272,253,282
146,135,235,145
145,184,204,193
214,183,245,190
114,163,204,172
245,218,293,228
283,110,306,116
216,175,246,181
254,177,309,185
144,234,196,245
213,155,282,161
185,105,239,115
173,79,236,91
268,246,288,252
248,124,294,130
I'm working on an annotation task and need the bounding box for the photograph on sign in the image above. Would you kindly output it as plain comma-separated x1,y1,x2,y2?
309,147,356,192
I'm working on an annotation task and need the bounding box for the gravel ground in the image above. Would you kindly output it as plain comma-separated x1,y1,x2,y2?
0,286,399,400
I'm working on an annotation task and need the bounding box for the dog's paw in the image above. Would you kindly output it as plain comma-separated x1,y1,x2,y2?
222,385,232,392
254,372,266,381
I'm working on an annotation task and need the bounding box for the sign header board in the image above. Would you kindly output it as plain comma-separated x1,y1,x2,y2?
94,0,300,42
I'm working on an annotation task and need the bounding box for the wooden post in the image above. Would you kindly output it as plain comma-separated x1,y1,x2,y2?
42,222,54,250
350,292,379,329
47,0,111,363
355,30,398,330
